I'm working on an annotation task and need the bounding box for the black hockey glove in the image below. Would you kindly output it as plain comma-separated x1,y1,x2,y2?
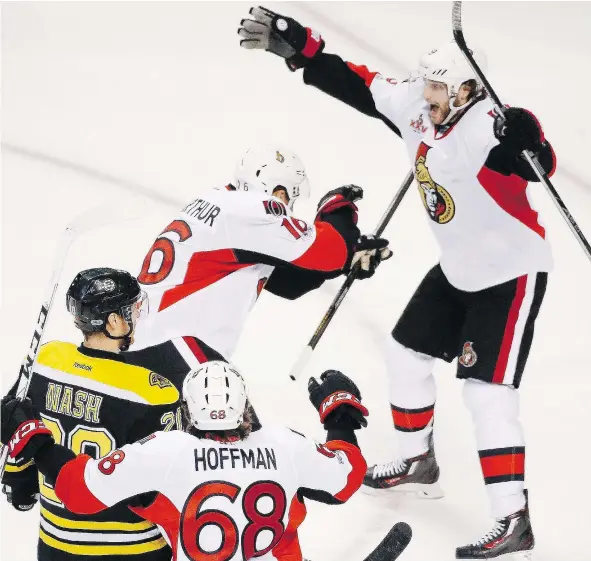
238,6,324,71
493,107,544,156
316,185,363,223
3,481,39,512
308,370,369,430
350,234,392,279
1,397,53,464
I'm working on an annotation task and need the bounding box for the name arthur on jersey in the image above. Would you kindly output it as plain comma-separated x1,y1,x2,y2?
195,447,277,471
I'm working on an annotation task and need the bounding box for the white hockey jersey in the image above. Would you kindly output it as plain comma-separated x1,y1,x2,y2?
132,187,349,357
349,66,555,291
53,427,366,561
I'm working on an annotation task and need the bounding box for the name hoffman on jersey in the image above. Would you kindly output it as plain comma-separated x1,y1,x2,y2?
194,446,277,471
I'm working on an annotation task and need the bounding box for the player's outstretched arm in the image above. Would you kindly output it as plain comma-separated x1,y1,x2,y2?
237,6,403,135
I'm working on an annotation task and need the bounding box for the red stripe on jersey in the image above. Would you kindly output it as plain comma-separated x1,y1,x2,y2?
291,222,348,272
272,495,307,561
131,492,181,560
182,336,208,363
480,453,525,479
347,62,378,87
54,455,108,515
493,275,527,384
159,248,250,311
477,166,546,238
325,440,367,502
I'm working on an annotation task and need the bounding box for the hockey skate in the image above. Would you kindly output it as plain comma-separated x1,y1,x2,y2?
456,500,534,560
362,443,443,499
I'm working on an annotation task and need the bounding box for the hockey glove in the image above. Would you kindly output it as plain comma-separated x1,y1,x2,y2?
238,6,324,71
494,107,544,156
316,185,363,224
3,481,39,512
308,370,368,430
1,397,53,463
350,234,392,279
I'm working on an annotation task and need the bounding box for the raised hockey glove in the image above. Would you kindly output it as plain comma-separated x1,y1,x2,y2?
316,185,363,224
350,234,392,279
238,6,324,71
308,370,369,430
494,107,544,156
1,397,53,463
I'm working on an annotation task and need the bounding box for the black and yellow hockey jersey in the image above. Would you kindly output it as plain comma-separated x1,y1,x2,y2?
3,341,181,561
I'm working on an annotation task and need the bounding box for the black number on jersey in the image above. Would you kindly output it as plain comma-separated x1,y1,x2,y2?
180,480,287,561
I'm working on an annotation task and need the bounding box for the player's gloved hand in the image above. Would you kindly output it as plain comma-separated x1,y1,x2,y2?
2,483,39,512
238,6,324,71
350,234,392,279
308,370,369,430
316,185,363,224
493,107,544,156
1,397,53,463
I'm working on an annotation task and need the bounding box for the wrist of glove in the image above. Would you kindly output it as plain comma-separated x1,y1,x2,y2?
238,6,324,71
1,397,53,463
308,370,368,430
3,484,39,512
350,234,392,279
493,107,544,156
316,185,363,223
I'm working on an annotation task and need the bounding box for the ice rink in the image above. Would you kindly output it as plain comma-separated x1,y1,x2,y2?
2,2,591,560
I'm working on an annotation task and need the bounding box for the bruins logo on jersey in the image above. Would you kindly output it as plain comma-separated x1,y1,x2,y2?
275,150,285,163
415,142,455,225
149,372,173,389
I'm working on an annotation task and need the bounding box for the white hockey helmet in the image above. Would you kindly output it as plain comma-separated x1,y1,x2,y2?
419,41,487,99
233,146,310,210
182,361,248,431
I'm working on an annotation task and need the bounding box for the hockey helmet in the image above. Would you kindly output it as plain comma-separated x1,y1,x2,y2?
419,41,487,99
233,146,310,210
66,268,147,334
183,361,248,431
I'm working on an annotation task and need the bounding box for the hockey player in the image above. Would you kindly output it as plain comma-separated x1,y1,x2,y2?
2,268,180,561
238,7,557,559
1,362,369,561
125,145,391,388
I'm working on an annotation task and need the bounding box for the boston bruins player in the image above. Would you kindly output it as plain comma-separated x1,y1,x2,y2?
2,268,180,561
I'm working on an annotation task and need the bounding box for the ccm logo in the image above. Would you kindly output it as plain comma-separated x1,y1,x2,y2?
321,392,359,414
9,420,48,457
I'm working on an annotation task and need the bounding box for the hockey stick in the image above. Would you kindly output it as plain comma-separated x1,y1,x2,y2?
289,171,414,381
0,199,147,476
362,522,412,561
451,1,591,263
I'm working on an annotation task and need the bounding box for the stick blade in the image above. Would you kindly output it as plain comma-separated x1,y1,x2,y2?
363,522,412,561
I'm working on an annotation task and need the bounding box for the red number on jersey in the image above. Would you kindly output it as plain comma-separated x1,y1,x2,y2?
180,480,287,561
281,218,309,240
138,220,193,285
98,450,126,475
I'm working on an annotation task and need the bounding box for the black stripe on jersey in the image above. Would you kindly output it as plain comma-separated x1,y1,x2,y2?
484,474,525,485
38,540,172,561
40,526,165,547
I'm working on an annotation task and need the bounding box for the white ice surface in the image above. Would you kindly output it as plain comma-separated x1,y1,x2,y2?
2,2,591,560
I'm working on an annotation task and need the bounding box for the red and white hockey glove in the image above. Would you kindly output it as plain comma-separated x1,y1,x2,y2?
1,397,53,462
315,185,363,224
238,6,324,71
308,370,368,430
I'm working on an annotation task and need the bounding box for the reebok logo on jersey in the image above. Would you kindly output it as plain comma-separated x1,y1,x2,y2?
74,362,92,371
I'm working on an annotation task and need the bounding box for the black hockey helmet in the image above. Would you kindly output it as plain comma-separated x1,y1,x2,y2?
66,268,144,334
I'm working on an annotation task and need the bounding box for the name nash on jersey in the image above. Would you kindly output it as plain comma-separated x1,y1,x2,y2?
45,382,103,423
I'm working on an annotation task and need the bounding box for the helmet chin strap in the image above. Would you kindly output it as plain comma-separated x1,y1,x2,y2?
103,321,133,352
440,94,478,126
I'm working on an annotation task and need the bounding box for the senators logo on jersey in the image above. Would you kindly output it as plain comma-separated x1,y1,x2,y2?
415,142,455,225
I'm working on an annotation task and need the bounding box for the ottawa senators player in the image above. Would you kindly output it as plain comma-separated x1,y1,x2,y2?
2,268,180,561
1,363,369,561
125,146,391,390
238,7,557,559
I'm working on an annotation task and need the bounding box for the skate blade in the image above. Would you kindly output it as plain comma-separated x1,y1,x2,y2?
362,482,444,500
